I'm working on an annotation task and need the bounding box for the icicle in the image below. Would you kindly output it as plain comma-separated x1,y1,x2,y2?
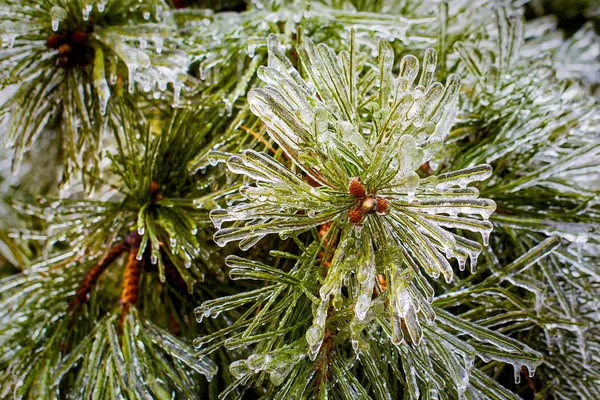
173,83,181,106
224,99,233,116
247,43,258,58
128,65,136,94
82,4,93,21
50,6,66,32
457,255,466,271
155,37,164,54
355,243,375,321
482,230,490,247
306,300,329,361
108,56,118,85
136,234,148,261
513,365,521,384
93,47,110,116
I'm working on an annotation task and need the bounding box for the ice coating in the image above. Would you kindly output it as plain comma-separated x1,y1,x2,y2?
220,32,501,371
306,299,329,361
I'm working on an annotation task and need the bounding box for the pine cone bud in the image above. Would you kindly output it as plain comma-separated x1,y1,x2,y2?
361,196,378,214
348,208,364,224
376,197,389,214
72,31,87,44
348,177,366,198
46,34,63,49
58,43,72,56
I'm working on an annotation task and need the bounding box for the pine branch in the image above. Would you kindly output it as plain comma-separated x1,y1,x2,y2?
0,1,598,399
0,0,192,187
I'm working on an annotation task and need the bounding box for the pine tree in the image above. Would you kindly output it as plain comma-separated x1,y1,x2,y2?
0,0,598,399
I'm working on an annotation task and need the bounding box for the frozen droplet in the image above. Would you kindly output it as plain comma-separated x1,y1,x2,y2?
482,230,490,247
173,83,181,106
224,99,233,116
305,326,323,361
128,65,136,94
230,360,252,380
195,312,203,324
82,4,93,21
50,6,66,32
248,43,257,58
457,256,466,271
155,38,163,54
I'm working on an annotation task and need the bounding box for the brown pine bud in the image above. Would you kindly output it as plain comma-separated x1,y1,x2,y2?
120,241,142,309
348,177,366,198
348,208,364,224
376,197,389,214
58,56,70,68
58,43,72,56
150,181,163,202
318,222,332,239
72,31,87,44
360,196,378,214
46,34,63,49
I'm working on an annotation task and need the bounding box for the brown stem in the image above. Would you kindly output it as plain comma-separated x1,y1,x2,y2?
119,235,143,327
240,125,279,155
522,366,537,395
314,328,335,394
68,241,128,312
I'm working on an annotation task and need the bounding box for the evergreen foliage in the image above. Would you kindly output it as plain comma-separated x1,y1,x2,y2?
0,0,598,399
